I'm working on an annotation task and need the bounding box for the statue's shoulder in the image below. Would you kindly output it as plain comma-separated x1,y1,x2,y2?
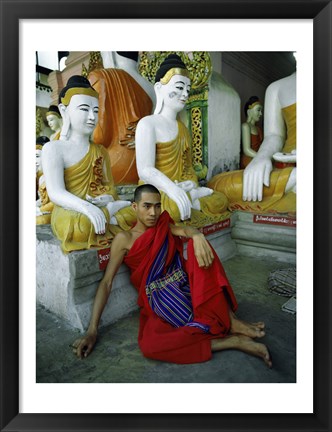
138,114,157,126
137,114,159,133
242,122,250,131
267,72,295,95
43,139,63,156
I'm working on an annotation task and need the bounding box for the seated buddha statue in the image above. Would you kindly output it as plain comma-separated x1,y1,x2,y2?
208,72,296,215
42,75,136,253
135,54,229,227
46,105,63,141
88,51,155,185
240,96,263,169
36,136,54,225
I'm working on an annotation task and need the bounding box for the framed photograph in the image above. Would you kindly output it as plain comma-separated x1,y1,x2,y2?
1,0,331,431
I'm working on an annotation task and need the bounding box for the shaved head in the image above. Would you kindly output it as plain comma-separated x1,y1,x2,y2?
134,184,160,203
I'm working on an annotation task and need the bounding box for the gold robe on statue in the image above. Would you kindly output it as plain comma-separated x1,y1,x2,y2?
208,103,296,215
142,121,229,227
51,142,136,253
36,176,54,225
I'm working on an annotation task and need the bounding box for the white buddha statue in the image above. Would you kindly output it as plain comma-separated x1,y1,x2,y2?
243,72,296,201
46,105,63,141
240,96,263,169
42,75,136,253
208,72,296,214
135,54,229,227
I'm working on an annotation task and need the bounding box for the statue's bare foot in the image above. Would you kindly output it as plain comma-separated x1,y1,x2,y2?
211,335,272,368
230,313,266,338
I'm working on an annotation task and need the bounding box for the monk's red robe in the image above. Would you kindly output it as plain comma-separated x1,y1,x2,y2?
124,212,238,364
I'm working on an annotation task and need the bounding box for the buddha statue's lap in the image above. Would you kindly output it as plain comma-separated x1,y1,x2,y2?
36,181,54,225
51,142,136,253
208,102,296,215
208,167,295,214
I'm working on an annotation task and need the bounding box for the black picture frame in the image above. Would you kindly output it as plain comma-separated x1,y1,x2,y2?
1,0,331,431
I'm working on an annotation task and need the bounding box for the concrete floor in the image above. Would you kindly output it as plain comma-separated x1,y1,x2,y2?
36,254,296,384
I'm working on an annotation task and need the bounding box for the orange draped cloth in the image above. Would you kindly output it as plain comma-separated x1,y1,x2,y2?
123,211,238,364
89,69,153,185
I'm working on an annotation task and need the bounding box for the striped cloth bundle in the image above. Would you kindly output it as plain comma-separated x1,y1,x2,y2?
145,237,209,332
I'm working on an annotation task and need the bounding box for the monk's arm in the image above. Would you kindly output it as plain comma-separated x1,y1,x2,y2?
170,224,214,268
72,233,128,358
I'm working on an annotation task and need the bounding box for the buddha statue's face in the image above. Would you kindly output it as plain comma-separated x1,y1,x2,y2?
249,104,263,123
46,114,62,132
160,74,191,113
65,94,99,136
36,148,42,173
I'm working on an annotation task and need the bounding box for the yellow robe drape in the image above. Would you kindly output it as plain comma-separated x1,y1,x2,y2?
141,121,230,228
51,143,136,253
208,103,296,215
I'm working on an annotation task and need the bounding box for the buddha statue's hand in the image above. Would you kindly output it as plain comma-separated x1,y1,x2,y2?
190,186,213,200
243,155,273,202
106,200,131,219
86,194,114,207
175,180,196,192
85,204,107,235
273,150,296,163
168,183,192,221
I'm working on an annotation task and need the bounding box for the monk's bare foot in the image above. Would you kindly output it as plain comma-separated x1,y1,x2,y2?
236,335,272,368
252,321,265,330
230,313,266,338
212,335,272,368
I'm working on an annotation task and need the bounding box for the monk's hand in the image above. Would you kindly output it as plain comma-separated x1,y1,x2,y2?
192,233,214,268
71,332,97,359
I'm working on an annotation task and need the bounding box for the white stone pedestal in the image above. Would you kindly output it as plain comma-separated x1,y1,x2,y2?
231,211,296,263
36,222,237,331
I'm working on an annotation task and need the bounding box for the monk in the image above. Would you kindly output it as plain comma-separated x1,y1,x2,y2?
72,184,272,367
